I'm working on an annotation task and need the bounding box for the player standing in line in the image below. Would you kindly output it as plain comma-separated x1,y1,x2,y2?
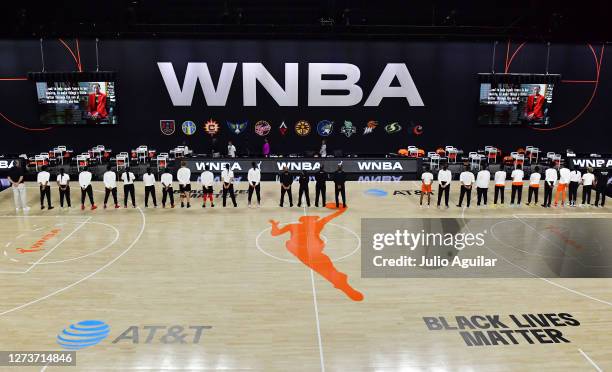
554,165,571,207
493,168,507,206
143,168,158,208
436,164,452,208
247,162,261,208
221,164,238,207
121,166,137,208
8,159,28,212
176,161,192,208
79,167,97,210
314,165,328,207
542,164,558,208
420,169,433,208
37,166,53,210
56,168,71,208
103,165,119,209
200,165,215,208
160,169,175,208
526,166,541,206
333,164,347,208
510,165,524,206
593,170,608,207
297,170,311,208
279,166,294,207
456,165,474,208
580,167,595,207
475,166,490,207
568,167,581,207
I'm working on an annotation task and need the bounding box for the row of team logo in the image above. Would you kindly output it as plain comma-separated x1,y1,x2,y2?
161,119,419,137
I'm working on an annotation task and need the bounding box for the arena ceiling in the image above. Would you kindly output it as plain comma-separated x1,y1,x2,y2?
1,1,610,41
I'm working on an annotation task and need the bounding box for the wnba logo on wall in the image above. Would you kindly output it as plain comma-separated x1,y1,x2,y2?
384,122,402,134
182,121,197,135
363,120,378,135
254,120,271,136
317,120,334,136
204,119,220,135
340,121,357,137
227,121,248,135
160,120,175,135
295,120,311,136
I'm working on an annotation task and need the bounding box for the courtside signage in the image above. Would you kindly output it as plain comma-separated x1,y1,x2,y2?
183,158,418,174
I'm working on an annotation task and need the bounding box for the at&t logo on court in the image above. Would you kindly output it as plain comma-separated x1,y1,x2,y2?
56,320,111,350
56,321,212,350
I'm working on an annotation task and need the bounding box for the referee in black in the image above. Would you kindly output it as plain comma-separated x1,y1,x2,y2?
314,165,328,207
297,170,311,207
333,164,347,208
279,166,293,207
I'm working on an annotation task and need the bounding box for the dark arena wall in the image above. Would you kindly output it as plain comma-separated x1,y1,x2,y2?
0,39,608,155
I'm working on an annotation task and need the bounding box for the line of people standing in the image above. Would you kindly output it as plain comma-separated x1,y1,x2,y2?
419,163,607,208
278,164,347,209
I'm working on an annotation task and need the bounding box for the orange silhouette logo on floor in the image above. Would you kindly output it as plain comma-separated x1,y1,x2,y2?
269,203,364,301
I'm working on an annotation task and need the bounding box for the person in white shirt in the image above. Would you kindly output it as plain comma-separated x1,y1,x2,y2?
200,165,215,208
121,167,137,208
56,167,71,208
143,168,158,208
543,164,558,207
319,139,327,157
160,170,175,208
436,164,452,208
221,164,237,207
176,161,192,208
247,162,261,207
510,166,524,205
581,167,595,206
555,166,571,207
227,141,236,158
526,166,541,206
420,170,434,207
37,166,53,210
457,165,475,208
475,166,491,207
78,167,97,210
103,165,119,209
568,168,581,207
8,159,28,212
493,169,507,205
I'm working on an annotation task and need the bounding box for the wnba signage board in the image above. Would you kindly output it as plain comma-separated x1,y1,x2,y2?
182,158,418,174
157,62,425,107
568,157,612,170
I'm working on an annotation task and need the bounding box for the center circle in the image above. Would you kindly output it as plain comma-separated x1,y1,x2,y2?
255,221,360,264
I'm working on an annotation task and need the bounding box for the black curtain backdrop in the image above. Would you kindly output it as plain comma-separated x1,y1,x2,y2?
0,39,608,156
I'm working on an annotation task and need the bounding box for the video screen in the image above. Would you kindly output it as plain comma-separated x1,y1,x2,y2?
35,81,117,125
477,75,558,126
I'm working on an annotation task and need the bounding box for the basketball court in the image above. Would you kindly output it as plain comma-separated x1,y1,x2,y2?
1,181,610,371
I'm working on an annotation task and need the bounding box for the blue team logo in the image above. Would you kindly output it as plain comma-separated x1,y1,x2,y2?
226,121,248,135
182,121,197,135
57,320,111,350
316,120,334,136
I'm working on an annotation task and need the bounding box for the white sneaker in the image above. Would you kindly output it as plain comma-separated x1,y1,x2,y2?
23,207,30,212
15,207,20,212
